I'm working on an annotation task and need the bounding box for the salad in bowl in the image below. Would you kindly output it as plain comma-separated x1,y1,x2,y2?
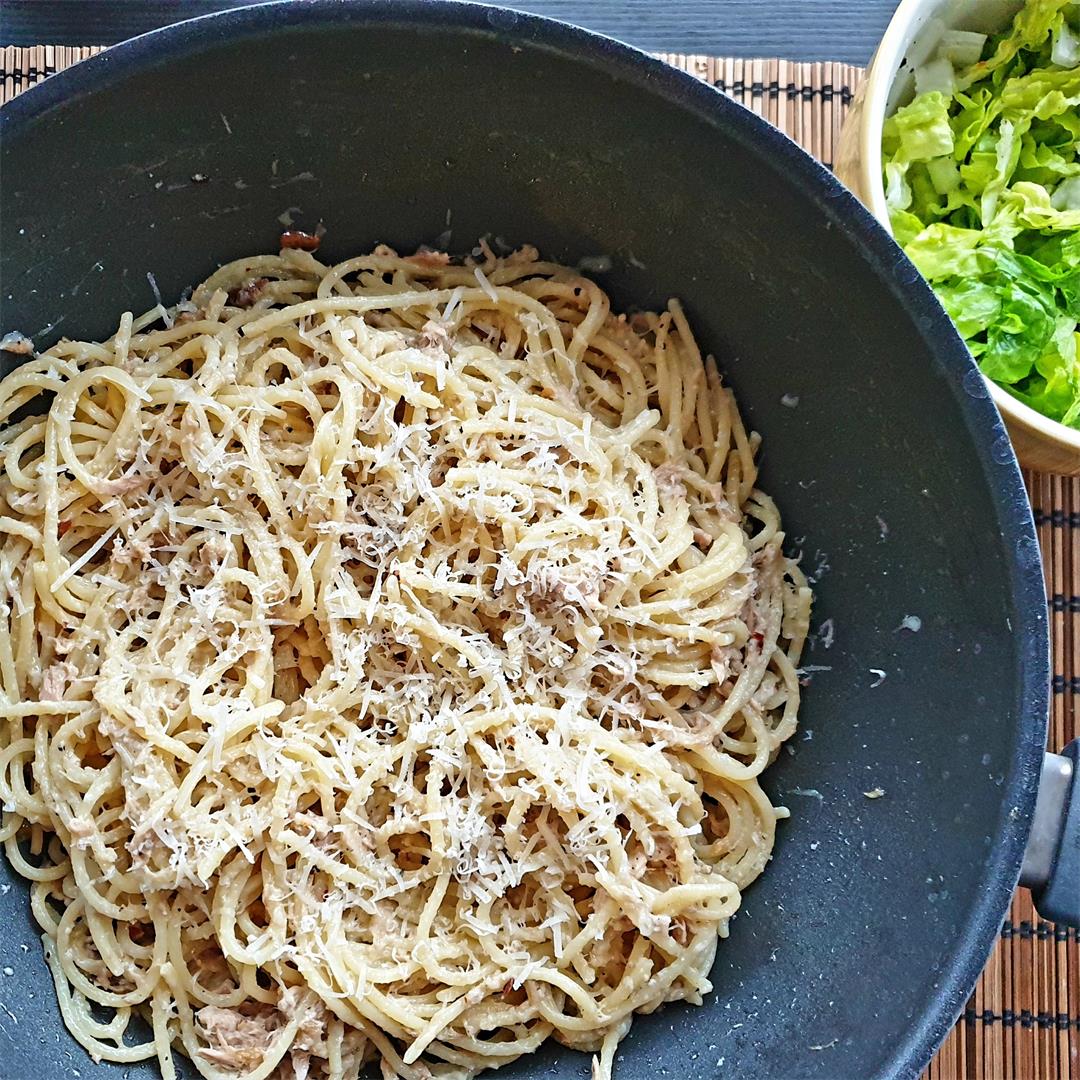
839,0,1080,472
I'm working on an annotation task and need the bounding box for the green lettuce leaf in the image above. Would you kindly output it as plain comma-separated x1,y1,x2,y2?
980,277,1056,382
1000,180,1080,229
959,0,1075,87
903,223,989,280
935,278,1003,337
885,91,955,161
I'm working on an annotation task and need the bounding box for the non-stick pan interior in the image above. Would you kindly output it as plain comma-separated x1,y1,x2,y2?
0,4,1047,1078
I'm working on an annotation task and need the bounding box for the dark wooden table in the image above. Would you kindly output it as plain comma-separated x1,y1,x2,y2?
3,0,901,63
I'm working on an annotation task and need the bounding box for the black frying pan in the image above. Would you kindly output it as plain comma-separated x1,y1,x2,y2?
0,4,1076,1078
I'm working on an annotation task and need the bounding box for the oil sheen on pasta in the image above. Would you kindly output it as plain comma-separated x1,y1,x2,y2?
0,243,812,1080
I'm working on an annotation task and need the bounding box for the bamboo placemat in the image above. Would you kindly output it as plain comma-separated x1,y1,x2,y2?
1,43,1077,1080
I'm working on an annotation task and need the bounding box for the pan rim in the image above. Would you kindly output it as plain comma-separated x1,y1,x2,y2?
0,3,1050,1077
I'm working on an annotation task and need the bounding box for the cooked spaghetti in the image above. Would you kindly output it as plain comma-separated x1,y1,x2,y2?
0,243,811,1080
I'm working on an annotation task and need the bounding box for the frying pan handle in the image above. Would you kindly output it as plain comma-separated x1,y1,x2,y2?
1020,739,1080,927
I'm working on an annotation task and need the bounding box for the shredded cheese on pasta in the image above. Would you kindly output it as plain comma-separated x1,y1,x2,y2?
0,243,811,1080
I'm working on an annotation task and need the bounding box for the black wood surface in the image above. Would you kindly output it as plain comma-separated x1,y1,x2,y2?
2,0,901,61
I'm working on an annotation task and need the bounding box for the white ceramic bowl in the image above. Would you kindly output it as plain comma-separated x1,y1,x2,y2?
836,0,1080,475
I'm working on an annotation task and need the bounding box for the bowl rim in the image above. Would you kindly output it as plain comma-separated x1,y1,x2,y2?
857,0,1080,453
0,2,1051,1075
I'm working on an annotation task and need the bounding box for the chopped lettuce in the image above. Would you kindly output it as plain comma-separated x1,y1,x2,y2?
885,90,956,160
882,0,1080,429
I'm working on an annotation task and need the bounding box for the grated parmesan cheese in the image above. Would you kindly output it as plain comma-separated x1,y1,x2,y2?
0,244,812,1080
